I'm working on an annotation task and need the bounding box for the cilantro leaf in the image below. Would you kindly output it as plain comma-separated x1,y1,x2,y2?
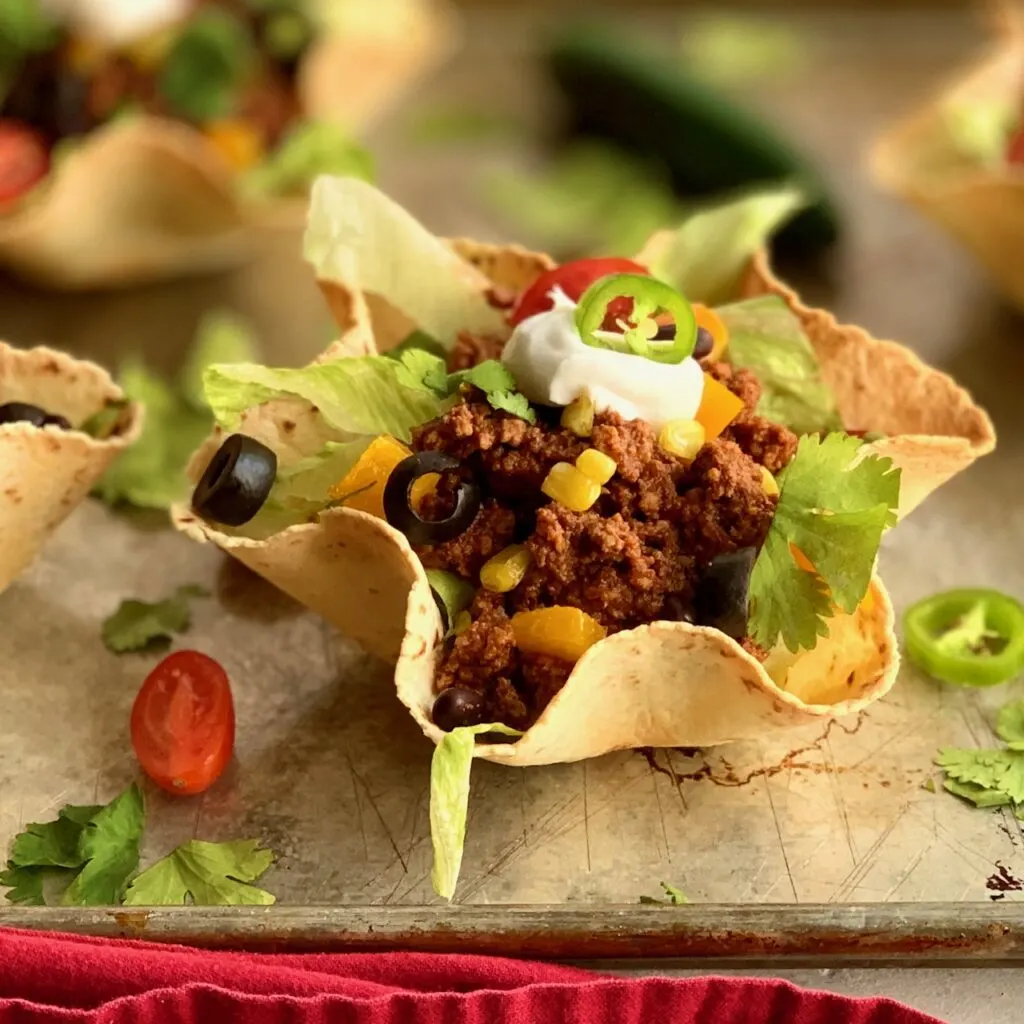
936,748,1024,804
487,390,536,423
998,699,1024,748
748,433,901,652
445,361,536,423
9,804,102,868
391,346,449,396
942,778,1012,808
101,585,209,654
640,881,689,905
123,840,275,906
61,785,146,906
0,864,50,905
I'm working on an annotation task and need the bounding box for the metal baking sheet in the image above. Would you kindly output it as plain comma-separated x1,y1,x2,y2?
2,8,1024,960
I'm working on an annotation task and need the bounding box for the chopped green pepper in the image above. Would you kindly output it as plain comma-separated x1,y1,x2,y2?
574,273,697,365
903,588,1024,687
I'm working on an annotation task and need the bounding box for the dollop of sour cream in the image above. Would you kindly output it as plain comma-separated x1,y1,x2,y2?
42,0,189,46
501,287,705,428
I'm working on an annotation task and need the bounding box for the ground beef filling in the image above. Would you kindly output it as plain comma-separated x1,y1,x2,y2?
412,343,799,727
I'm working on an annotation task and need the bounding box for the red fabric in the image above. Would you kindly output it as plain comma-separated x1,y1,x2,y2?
0,927,944,1024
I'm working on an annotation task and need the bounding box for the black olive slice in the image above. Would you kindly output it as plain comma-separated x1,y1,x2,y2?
41,414,72,430
693,547,758,641
0,401,50,427
432,686,486,732
192,434,277,527
693,326,714,360
383,451,481,546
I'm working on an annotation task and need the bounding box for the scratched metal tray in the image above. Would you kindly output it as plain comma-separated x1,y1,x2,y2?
3,7,1024,963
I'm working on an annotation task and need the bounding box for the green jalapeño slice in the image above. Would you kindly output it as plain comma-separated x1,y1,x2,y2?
574,273,698,365
903,588,1024,687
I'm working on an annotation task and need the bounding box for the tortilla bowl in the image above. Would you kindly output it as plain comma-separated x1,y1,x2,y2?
0,1,459,290
173,231,994,764
0,343,141,593
869,3,1024,310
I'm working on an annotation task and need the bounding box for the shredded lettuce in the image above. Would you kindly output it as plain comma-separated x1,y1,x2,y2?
425,569,475,632
203,356,443,442
270,438,371,506
303,176,506,346
643,186,808,305
180,311,259,411
717,295,842,435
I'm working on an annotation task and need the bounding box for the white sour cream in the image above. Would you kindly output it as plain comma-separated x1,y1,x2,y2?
42,0,189,46
501,287,705,428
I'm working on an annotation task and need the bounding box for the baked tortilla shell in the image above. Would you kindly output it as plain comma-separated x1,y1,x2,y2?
0,343,142,593
869,3,1024,309
0,2,458,290
174,233,995,761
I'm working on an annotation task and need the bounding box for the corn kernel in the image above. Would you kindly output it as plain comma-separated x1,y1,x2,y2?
328,435,410,518
204,120,265,172
541,462,601,512
453,610,472,635
658,419,705,460
575,448,616,485
511,607,607,663
480,544,532,593
760,465,779,497
560,394,595,437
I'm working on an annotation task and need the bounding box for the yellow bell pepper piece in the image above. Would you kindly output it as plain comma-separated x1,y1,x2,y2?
328,435,411,519
694,373,745,441
204,120,265,173
511,607,607,662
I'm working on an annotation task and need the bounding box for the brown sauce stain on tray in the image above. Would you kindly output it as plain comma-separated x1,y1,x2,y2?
987,863,1024,901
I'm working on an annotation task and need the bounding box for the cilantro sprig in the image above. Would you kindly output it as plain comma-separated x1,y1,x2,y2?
101,585,210,654
639,882,689,905
748,433,901,653
936,698,1024,814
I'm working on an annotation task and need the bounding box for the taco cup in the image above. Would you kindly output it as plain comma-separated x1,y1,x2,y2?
870,2,1024,310
0,0,457,289
173,177,993,896
0,343,141,592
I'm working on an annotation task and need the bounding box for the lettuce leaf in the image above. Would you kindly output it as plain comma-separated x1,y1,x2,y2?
643,186,808,305
270,438,371,506
430,723,522,900
203,356,443,442
180,311,259,411
717,295,842,435
303,177,506,346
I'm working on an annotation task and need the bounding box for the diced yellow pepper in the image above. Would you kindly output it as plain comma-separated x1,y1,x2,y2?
694,373,745,440
760,465,779,497
328,435,410,518
541,462,601,512
561,394,595,437
694,303,729,361
204,120,265,173
575,448,616,485
480,544,532,593
511,607,607,663
658,419,705,460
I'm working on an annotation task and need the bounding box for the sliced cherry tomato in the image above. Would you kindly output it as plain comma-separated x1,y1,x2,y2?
509,257,650,327
130,650,236,796
1008,128,1024,165
0,121,50,208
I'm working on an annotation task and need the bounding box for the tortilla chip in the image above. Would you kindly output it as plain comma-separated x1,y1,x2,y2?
869,3,1024,309
0,1,458,290
174,231,991,762
0,343,142,592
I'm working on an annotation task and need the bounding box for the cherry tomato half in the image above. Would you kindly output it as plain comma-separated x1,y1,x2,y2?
509,257,650,327
0,121,50,208
130,650,236,796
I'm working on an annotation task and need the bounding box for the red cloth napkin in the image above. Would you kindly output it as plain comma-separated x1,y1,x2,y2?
0,927,943,1024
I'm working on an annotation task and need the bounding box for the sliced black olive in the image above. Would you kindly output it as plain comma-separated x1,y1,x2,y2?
383,452,481,546
0,401,50,427
693,326,714,360
693,547,758,641
41,413,72,430
192,434,277,527
432,686,486,732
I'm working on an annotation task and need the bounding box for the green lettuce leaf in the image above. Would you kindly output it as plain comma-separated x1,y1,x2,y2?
430,723,522,900
203,356,443,442
425,569,475,632
303,177,506,345
645,186,808,305
181,311,259,410
270,438,372,507
242,121,375,198
717,295,842,434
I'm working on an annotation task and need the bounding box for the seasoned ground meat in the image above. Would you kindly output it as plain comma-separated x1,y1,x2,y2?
417,499,517,578
740,637,769,662
520,653,573,715
447,331,509,371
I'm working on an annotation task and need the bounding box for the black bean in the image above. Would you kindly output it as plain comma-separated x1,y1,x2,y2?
192,434,277,527
693,326,714,360
383,451,481,545
432,686,486,732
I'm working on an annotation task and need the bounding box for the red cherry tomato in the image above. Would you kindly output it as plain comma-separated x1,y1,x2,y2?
130,650,235,796
0,122,50,208
1008,127,1024,165
509,257,650,327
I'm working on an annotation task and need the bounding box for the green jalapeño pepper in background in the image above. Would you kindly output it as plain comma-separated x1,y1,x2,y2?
903,588,1024,687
